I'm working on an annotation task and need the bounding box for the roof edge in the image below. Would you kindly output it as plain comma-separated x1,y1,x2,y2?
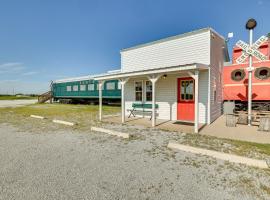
120,27,212,53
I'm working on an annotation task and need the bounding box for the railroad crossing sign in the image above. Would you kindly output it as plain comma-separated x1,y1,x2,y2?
236,35,268,64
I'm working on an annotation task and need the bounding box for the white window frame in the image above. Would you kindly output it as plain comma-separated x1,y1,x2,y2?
88,83,95,91
106,82,115,90
134,81,143,102
73,85,78,91
66,86,72,92
145,80,152,102
80,84,86,91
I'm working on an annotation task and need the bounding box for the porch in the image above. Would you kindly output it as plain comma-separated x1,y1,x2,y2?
95,63,210,134
102,115,205,133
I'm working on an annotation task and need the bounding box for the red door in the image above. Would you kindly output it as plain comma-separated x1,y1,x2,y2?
177,77,195,122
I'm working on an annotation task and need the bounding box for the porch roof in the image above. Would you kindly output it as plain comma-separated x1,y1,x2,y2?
94,63,208,81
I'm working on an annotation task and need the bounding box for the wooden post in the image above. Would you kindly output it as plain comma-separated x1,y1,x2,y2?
119,78,129,123
148,74,161,127
98,81,104,121
194,71,199,133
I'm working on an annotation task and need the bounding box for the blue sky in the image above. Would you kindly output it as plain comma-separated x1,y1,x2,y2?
0,0,269,94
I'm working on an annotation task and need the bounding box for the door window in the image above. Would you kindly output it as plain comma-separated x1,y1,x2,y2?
180,80,194,101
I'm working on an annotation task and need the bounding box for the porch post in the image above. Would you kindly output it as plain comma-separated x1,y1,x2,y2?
119,78,129,123
98,81,104,121
148,74,161,127
194,71,199,133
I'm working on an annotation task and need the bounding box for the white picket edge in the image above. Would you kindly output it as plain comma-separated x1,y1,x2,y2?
91,127,129,139
30,115,45,119
167,142,269,169
52,119,75,126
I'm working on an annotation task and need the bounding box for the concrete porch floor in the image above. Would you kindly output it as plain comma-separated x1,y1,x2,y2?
103,115,270,144
200,115,270,144
102,115,204,133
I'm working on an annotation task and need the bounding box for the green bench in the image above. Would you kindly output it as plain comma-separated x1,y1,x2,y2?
128,103,159,120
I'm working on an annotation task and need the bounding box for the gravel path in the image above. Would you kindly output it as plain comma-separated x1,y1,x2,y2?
0,123,270,200
0,100,37,108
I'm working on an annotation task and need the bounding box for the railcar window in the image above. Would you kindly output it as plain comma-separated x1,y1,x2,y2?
66,86,72,92
231,69,246,81
88,83,95,91
80,85,86,91
106,82,115,90
255,67,270,80
73,85,78,91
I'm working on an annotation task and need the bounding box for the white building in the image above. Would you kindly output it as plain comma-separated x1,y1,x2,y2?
95,28,229,133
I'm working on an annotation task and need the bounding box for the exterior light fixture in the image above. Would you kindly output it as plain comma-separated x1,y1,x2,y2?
163,74,167,79
246,18,257,30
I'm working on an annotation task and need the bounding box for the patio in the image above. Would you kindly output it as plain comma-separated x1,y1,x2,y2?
103,114,270,144
200,115,270,144
102,115,205,133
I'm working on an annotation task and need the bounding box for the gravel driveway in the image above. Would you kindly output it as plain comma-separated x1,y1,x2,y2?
0,100,37,108
0,122,269,200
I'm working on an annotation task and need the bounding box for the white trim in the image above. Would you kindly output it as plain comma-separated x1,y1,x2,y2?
54,75,94,83
207,68,211,124
94,64,208,81
224,82,270,87
194,71,199,133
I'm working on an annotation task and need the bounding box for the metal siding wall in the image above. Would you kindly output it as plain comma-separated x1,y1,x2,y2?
121,31,211,72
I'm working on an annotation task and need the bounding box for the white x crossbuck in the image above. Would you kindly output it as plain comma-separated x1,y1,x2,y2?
236,35,268,64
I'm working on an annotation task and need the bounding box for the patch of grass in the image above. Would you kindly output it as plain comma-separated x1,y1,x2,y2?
0,103,120,132
180,133,270,160
0,95,37,100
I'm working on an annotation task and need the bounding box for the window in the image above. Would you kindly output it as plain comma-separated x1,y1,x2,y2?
145,81,152,101
118,82,122,90
135,81,143,101
231,69,246,81
106,82,115,90
180,80,194,101
255,67,270,80
80,85,86,91
66,86,71,92
213,77,217,103
73,85,78,91
88,83,95,91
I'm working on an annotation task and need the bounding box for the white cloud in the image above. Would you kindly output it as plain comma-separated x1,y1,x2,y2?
0,62,25,74
22,71,38,76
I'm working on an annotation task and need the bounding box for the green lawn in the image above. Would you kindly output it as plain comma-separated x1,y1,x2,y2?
0,103,120,132
0,95,37,100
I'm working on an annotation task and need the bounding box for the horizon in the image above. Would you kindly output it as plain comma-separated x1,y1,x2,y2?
0,0,269,94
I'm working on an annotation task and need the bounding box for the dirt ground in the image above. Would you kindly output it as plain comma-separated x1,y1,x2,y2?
1,120,270,200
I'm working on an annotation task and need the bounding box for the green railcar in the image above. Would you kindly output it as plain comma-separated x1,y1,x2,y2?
52,76,121,104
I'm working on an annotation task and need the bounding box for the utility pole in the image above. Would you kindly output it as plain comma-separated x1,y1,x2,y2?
245,18,257,126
